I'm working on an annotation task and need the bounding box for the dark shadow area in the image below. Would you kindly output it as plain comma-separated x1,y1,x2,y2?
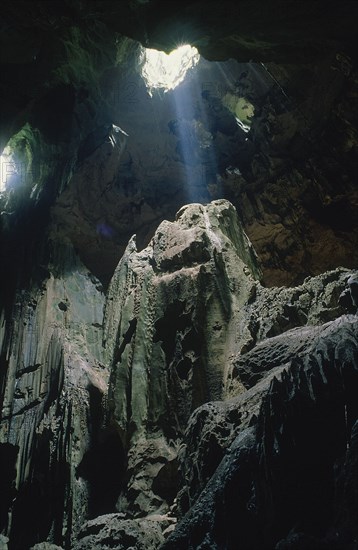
9,428,70,550
152,458,180,504
77,385,126,518
0,443,18,534
77,428,126,519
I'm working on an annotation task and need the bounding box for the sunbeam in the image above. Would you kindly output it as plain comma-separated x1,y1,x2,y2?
171,67,218,203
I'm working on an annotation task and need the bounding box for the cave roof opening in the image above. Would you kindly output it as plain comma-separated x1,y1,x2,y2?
140,44,200,95
0,146,18,193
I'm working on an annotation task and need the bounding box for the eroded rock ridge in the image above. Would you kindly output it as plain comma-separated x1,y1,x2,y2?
0,200,357,549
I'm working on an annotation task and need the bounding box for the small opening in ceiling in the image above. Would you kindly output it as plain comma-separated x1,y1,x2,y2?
0,146,18,193
140,44,200,95
222,94,255,132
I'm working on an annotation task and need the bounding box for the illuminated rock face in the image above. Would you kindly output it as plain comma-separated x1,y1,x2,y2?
0,199,357,549
0,3,358,549
103,200,259,516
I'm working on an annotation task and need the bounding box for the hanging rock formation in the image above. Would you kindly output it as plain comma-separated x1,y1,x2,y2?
1,3,357,288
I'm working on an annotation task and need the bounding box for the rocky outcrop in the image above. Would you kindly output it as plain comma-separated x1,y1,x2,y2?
73,514,167,550
0,244,109,549
1,1,358,548
163,314,358,549
0,199,357,548
103,199,260,516
103,200,357,546
102,201,357,549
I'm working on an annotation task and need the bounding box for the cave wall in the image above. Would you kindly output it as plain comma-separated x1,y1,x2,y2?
0,243,108,548
0,1,357,549
0,1,357,288
1,198,357,549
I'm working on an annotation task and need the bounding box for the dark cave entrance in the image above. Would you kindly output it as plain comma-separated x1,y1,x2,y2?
77,385,127,519
77,428,127,518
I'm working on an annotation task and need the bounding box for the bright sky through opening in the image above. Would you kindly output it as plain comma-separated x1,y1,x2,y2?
0,146,17,192
141,45,200,95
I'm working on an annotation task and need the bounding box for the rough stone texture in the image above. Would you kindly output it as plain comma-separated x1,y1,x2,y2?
30,545,64,550
167,266,357,515
47,54,358,287
0,198,357,548
162,314,358,550
73,513,169,550
0,243,108,549
103,199,260,515
176,314,357,509
102,199,357,543
1,4,358,545
1,4,357,288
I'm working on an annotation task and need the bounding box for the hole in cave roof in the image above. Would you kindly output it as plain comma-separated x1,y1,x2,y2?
0,146,18,193
140,44,200,95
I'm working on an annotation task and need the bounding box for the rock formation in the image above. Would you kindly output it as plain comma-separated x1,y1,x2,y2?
1,3,357,288
1,2,357,549
1,199,357,549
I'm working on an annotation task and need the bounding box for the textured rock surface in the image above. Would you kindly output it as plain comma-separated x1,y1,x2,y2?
30,545,64,550
103,199,260,515
1,4,358,546
0,244,108,548
102,199,357,546
163,315,358,549
73,514,167,550
1,3,357,288
47,54,358,286
0,198,357,548
176,311,358,508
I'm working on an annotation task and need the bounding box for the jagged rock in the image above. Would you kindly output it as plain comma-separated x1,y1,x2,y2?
174,282,357,513
0,244,109,548
73,514,166,550
115,437,178,516
228,268,355,387
104,199,260,438
162,314,358,549
1,197,357,549
1,1,358,547
103,198,357,528
103,199,260,515
30,544,64,550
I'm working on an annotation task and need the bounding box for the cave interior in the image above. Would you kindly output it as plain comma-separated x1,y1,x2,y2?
0,2,357,549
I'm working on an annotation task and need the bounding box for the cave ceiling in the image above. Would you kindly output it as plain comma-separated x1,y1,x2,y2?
0,0,357,288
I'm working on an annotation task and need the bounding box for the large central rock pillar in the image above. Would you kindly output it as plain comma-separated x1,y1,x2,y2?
104,199,261,514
